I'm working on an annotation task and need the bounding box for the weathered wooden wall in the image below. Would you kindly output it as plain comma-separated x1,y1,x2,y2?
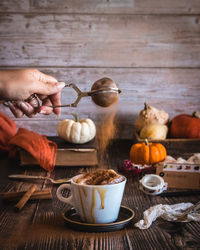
0,0,200,138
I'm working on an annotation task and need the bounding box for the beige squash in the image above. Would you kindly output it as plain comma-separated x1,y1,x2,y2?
135,103,169,132
140,124,168,140
57,114,96,144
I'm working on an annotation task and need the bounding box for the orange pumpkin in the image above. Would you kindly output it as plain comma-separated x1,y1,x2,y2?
170,112,200,139
129,139,167,165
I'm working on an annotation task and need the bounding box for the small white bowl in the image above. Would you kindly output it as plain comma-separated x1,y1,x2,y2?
139,174,167,195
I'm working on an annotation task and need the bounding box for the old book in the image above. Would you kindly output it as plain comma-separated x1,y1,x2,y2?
19,137,98,167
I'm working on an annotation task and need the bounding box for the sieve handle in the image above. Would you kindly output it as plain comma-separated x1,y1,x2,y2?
49,83,89,108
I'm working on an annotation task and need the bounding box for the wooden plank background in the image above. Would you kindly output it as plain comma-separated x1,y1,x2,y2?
0,1,200,138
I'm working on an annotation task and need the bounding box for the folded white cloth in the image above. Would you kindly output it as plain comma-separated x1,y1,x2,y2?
161,153,200,165
135,203,200,230
187,153,200,164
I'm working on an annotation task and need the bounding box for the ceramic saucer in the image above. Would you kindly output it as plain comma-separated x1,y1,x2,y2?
62,205,135,232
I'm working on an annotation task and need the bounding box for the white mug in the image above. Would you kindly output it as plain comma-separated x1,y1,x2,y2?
56,173,126,224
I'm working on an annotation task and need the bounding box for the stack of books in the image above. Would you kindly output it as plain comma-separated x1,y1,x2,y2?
19,137,98,167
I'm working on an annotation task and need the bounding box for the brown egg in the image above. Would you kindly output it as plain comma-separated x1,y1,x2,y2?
91,77,120,107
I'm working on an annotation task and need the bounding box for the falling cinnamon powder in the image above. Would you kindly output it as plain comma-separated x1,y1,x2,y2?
96,105,118,167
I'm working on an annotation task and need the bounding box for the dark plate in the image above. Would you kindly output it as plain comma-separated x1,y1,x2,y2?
62,205,135,232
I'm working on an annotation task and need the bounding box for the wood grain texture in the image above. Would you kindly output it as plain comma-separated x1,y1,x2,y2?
0,140,200,249
1,14,200,42
0,2,200,139
0,1,200,248
0,14,200,67
0,67,199,138
0,0,200,14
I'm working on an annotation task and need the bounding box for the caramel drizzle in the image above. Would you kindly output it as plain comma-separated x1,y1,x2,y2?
78,186,87,221
91,187,107,223
82,187,87,197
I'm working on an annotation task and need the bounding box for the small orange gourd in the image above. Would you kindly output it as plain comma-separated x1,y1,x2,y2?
129,139,167,165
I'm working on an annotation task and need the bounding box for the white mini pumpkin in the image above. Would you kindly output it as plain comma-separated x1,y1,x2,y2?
57,113,96,144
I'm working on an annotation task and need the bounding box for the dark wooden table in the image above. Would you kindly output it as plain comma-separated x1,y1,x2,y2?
0,139,200,250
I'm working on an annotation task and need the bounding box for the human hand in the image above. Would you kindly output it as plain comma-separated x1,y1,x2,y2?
0,69,65,118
